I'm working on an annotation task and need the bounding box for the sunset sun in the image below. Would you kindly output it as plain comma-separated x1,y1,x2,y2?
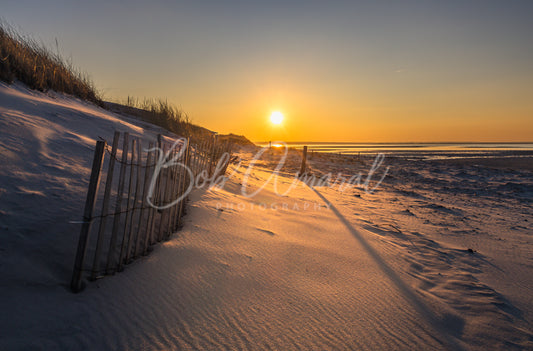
270,111,284,125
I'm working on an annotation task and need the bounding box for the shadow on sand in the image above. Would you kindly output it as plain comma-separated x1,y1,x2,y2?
310,186,465,351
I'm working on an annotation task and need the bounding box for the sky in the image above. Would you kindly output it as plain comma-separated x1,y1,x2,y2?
2,0,533,142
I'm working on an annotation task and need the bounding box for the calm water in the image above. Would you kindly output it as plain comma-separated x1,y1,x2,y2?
255,142,533,159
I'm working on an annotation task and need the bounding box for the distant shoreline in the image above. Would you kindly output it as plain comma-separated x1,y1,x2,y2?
255,141,533,145
253,142,533,158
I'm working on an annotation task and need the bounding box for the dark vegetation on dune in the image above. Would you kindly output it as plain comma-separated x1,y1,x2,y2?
105,98,193,138
105,99,254,145
218,133,255,146
0,21,100,104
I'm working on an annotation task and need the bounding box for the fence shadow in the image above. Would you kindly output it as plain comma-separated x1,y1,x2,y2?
309,186,465,350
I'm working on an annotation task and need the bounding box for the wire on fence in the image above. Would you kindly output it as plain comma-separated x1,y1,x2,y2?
70,131,233,292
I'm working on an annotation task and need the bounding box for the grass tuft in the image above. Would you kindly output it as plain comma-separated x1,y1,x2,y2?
0,21,101,104
123,96,192,136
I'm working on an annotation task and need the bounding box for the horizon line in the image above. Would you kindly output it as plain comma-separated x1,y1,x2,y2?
253,141,533,145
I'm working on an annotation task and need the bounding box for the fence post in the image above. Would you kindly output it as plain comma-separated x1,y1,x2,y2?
158,142,172,241
146,136,162,246
71,140,106,292
208,133,217,177
202,139,210,174
141,142,155,255
125,139,143,263
105,132,129,274
90,131,120,280
167,145,180,236
221,141,233,175
134,141,151,257
176,138,190,229
299,146,308,176
118,138,137,271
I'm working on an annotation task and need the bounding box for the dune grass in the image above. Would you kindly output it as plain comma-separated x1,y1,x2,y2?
0,21,195,136
0,21,101,104
0,21,227,140
123,96,192,137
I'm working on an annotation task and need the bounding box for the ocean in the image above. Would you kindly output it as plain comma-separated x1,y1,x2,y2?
255,142,533,160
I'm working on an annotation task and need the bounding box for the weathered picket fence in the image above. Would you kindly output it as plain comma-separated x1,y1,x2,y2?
71,131,232,292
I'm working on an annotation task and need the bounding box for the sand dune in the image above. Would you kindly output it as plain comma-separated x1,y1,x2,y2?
1,83,532,350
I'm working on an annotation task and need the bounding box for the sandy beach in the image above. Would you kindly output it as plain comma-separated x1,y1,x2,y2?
1,82,533,350
434,156,533,171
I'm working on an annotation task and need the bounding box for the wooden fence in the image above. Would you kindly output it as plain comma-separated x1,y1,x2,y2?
71,131,232,292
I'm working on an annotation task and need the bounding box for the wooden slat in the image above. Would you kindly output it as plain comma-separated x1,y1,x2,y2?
90,131,119,280
105,132,129,274
141,142,155,255
118,138,136,271
71,139,106,292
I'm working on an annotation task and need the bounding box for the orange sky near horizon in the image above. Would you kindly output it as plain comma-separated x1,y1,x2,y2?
3,1,533,142
188,73,533,142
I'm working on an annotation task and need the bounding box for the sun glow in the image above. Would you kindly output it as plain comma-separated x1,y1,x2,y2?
270,111,284,125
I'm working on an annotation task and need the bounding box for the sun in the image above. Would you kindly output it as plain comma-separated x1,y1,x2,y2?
270,111,284,125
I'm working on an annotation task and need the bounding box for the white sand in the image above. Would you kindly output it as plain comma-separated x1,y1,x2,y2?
1,82,532,350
